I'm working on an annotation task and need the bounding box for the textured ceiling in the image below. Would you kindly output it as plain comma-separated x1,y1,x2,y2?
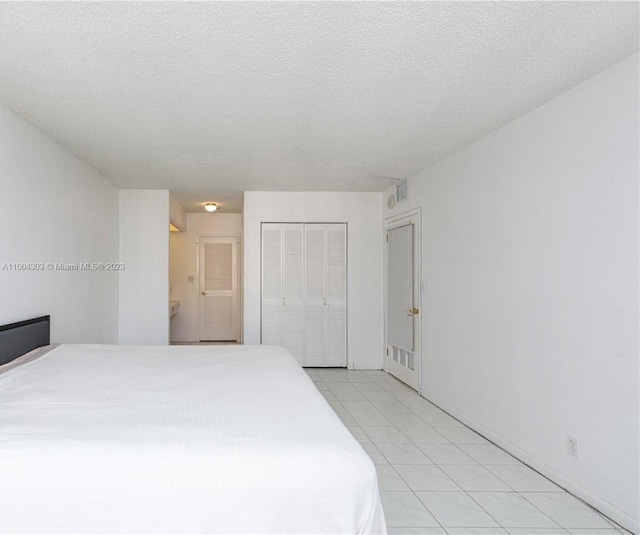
0,2,637,212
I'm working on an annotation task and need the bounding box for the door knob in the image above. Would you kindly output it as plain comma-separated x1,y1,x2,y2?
406,308,419,316
201,291,206,296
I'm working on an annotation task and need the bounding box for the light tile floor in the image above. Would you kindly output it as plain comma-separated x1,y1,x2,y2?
304,368,630,535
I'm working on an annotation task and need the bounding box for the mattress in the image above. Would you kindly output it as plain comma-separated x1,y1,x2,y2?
0,344,385,534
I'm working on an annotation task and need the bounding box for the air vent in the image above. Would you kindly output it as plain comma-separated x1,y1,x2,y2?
396,180,408,202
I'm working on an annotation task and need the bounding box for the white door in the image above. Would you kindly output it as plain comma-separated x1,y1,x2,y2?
386,214,421,390
304,224,326,367
261,224,283,346
303,223,347,367
261,223,347,367
199,237,239,341
281,224,304,363
325,224,347,367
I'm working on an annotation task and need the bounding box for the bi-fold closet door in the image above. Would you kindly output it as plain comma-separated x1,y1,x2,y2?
261,223,346,367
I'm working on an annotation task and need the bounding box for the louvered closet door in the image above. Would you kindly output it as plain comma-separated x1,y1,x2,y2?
304,224,326,367
282,224,304,364
262,222,347,368
325,224,347,367
261,224,282,345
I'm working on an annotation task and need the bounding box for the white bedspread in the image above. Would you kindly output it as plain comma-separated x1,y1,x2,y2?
0,344,385,534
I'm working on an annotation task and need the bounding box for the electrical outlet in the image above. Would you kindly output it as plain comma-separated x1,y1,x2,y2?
567,436,578,457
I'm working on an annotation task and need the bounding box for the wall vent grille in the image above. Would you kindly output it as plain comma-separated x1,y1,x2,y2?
397,180,408,202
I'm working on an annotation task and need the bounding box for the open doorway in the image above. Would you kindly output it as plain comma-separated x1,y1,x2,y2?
169,211,243,345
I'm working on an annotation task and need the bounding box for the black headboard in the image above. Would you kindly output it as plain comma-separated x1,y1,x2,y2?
0,315,50,366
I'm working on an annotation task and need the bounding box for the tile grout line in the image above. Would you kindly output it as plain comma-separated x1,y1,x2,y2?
316,375,444,529
413,389,629,532
318,372,514,530
308,368,628,533
372,371,627,533
356,381,555,532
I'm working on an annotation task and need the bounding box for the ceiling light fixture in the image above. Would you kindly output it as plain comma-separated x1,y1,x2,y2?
204,203,218,212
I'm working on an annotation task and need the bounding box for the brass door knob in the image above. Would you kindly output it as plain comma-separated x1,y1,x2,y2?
201,291,206,296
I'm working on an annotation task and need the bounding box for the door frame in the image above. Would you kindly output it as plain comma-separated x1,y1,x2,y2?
197,235,241,342
384,208,422,392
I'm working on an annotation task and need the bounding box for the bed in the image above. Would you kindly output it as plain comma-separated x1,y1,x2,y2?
0,316,385,534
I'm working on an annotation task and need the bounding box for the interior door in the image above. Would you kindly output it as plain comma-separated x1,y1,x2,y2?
386,215,421,390
325,224,347,367
261,224,283,345
281,224,304,364
199,237,239,341
304,224,326,367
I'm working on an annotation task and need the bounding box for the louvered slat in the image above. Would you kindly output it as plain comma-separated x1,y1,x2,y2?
283,300,304,364
283,225,304,299
325,224,347,366
304,224,326,366
204,243,233,291
261,224,283,345
262,225,282,299
326,225,346,299
204,296,234,339
261,223,347,367
326,303,346,367
282,224,304,363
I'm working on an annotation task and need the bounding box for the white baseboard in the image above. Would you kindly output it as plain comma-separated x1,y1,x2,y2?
422,391,638,534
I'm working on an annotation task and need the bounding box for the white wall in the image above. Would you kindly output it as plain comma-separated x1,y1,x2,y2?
119,190,170,345
169,213,243,342
0,104,119,343
169,232,198,342
169,194,187,231
187,213,242,236
383,54,639,531
243,191,383,370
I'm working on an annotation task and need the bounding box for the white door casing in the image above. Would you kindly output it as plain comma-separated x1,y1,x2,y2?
199,237,240,341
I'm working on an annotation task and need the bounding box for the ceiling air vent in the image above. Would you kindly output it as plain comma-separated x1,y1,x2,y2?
396,180,408,203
